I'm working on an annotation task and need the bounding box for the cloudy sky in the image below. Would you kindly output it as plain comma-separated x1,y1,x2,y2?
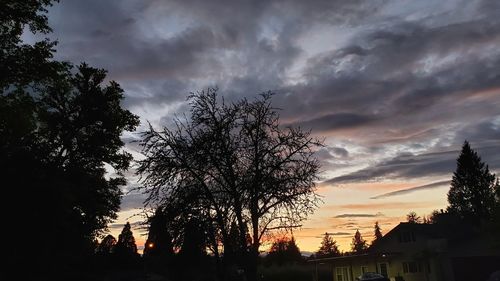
39,0,500,252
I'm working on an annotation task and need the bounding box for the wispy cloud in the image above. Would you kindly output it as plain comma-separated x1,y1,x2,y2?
337,201,437,210
370,180,450,199
334,212,384,218
327,232,351,236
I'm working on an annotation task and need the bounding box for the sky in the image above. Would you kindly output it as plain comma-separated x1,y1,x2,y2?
38,0,500,253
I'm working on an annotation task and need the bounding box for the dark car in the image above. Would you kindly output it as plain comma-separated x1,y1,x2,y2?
355,272,390,281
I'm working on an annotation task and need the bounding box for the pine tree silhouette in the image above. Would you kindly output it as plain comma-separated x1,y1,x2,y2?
115,222,138,257
374,222,383,242
351,230,367,253
316,232,340,258
448,141,498,220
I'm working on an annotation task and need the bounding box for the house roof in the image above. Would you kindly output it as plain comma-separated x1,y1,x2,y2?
309,221,499,263
308,252,402,263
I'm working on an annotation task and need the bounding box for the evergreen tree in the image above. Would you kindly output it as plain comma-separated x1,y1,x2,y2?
351,230,367,254
374,222,383,241
115,222,138,257
225,221,243,263
144,208,174,257
285,237,303,263
316,232,340,258
407,211,421,224
179,218,207,262
447,141,498,220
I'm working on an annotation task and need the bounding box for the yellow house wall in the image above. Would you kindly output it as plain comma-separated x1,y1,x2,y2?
329,256,443,281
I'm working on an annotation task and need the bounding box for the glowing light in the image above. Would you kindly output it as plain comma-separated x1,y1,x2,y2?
148,242,154,248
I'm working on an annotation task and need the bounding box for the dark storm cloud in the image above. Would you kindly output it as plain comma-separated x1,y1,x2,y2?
331,147,349,158
370,180,451,199
281,16,500,136
324,139,500,185
46,0,500,124
120,192,148,211
44,0,500,194
293,113,376,132
46,0,386,112
454,119,500,148
325,150,458,185
108,221,143,231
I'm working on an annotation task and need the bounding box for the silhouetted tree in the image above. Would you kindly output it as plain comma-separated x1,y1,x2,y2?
374,222,383,242
178,218,207,261
266,237,303,266
96,234,116,255
138,89,321,281
351,230,367,253
0,0,63,89
407,211,421,223
495,180,500,201
225,221,249,266
114,222,138,257
428,210,440,224
1,1,139,278
286,237,303,263
448,141,499,221
316,233,340,258
144,208,174,258
422,215,429,224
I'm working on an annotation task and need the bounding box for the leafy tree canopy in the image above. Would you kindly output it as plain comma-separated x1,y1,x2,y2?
1,0,139,276
96,234,117,255
407,211,421,224
266,236,303,266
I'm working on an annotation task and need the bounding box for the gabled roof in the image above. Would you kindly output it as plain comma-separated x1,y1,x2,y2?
308,252,402,263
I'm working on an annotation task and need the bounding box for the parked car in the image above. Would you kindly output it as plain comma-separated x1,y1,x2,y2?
355,272,389,281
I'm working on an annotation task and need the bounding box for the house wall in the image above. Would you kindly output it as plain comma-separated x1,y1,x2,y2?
315,223,499,281
328,256,445,281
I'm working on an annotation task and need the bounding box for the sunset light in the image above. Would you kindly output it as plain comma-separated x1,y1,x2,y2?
3,0,499,280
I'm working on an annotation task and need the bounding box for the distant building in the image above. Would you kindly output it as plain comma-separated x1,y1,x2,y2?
310,222,500,281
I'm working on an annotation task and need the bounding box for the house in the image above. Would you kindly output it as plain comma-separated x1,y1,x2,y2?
310,222,500,281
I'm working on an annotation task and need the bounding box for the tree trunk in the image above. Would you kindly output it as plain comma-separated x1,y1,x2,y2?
245,213,260,281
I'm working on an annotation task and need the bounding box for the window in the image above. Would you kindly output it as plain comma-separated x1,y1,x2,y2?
378,263,388,277
361,266,368,274
403,262,423,274
336,267,351,281
398,231,416,243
